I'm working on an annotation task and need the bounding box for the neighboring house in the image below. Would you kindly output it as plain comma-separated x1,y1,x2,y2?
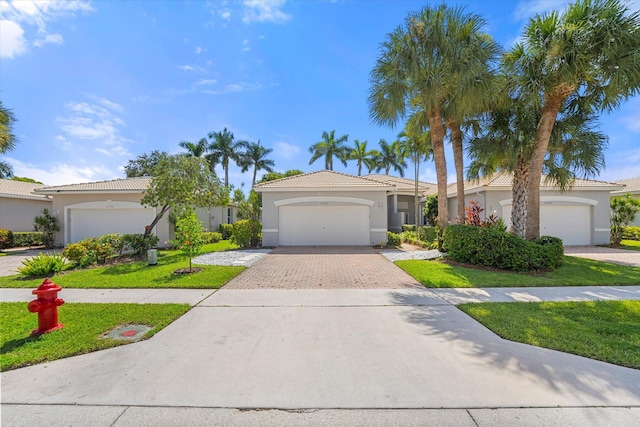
364,174,437,232
254,170,394,246
612,177,640,226
33,177,237,246
0,179,52,232
445,172,623,245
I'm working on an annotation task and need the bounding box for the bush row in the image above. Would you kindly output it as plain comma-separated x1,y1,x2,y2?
0,230,47,249
202,231,223,243
623,226,640,241
442,225,564,272
62,233,159,268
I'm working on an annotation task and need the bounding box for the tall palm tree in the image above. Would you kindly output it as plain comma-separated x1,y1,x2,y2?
374,138,407,176
238,140,276,187
503,0,640,239
179,138,208,158
369,4,495,228
468,96,607,238
0,100,17,179
308,130,350,170
207,127,242,188
349,139,378,176
398,124,433,228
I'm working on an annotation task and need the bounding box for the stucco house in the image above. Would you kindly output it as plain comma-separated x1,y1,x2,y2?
612,177,640,226
364,174,437,232
445,172,623,245
33,177,237,246
254,170,394,246
0,179,53,232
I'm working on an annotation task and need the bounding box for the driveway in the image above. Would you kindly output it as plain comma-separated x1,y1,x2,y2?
0,249,62,277
223,246,423,289
565,245,640,267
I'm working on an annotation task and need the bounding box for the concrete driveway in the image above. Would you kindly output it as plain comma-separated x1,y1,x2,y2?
0,249,62,277
565,245,640,267
224,246,423,289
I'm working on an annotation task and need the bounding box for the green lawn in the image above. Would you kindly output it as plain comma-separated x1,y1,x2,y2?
458,300,640,370
0,241,245,289
615,240,640,251
1,302,190,371
396,256,640,288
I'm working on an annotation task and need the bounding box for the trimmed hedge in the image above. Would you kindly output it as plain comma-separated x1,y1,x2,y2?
442,225,564,272
218,223,233,240
623,226,640,241
0,229,14,249
387,231,401,247
13,232,44,247
202,231,222,243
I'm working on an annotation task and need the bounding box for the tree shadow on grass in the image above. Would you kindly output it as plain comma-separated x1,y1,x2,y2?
388,290,640,405
1,334,41,354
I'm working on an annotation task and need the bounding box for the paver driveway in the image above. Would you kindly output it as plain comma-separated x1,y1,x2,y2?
223,246,422,289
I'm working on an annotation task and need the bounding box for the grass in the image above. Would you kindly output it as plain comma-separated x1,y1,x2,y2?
458,300,640,370
396,256,640,288
0,241,245,289
0,302,190,371
611,240,640,251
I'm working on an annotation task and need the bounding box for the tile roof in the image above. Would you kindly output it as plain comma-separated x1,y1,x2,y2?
254,170,394,190
34,177,152,193
447,172,623,195
364,174,437,194
611,177,640,195
0,179,49,199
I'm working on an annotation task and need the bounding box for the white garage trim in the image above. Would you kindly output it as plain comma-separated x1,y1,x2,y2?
499,196,598,206
64,201,156,245
279,205,370,246
274,196,375,207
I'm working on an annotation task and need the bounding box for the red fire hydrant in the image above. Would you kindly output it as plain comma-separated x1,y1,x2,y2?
27,278,65,335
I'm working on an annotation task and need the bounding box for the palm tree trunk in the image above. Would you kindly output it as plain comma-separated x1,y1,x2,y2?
357,162,362,176
428,109,448,228
252,166,258,188
414,152,420,229
511,157,528,238
525,87,570,240
224,158,229,188
448,120,465,224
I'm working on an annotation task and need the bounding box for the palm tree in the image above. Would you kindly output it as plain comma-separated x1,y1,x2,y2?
369,4,495,228
0,100,17,179
398,124,433,228
207,128,243,188
374,138,407,176
238,140,276,187
468,96,607,238
179,138,208,158
503,0,640,239
308,130,350,170
349,139,378,176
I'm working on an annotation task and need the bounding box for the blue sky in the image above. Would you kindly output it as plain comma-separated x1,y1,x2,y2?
1,0,639,190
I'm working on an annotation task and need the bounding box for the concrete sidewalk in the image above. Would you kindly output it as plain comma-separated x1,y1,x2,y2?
3,286,640,426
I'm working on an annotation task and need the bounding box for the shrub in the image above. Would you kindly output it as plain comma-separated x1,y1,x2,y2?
63,242,90,266
231,219,261,248
33,208,60,248
401,224,416,232
442,225,564,272
18,252,70,277
622,226,640,241
202,231,222,243
122,233,159,255
12,232,44,247
170,210,205,270
418,226,437,243
218,223,233,240
387,231,401,247
0,229,14,249
63,234,126,268
97,234,125,255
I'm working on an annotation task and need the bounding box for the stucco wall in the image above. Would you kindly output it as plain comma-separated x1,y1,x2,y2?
49,193,170,247
261,190,388,246
195,206,237,232
0,197,53,232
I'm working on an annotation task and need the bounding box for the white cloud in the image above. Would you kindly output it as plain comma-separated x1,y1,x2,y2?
56,97,132,157
513,0,571,21
195,78,217,86
0,19,27,58
195,46,206,54
219,9,231,21
202,81,277,95
242,39,251,51
33,32,62,47
273,142,300,160
8,157,116,186
178,64,205,72
242,0,291,24
0,0,93,57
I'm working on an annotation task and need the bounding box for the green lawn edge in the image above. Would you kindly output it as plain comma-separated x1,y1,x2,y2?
1,302,191,371
396,256,640,288
0,241,245,289
458,300,640,370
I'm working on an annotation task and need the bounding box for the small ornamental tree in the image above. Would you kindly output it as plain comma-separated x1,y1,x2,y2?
171,209,204,272
611,194,640,244
34,208,60,248
140,155,228,238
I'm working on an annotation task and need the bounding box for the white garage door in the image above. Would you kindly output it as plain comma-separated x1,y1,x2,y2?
279,205,370,246
69,208,156,243
502,205,591,245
